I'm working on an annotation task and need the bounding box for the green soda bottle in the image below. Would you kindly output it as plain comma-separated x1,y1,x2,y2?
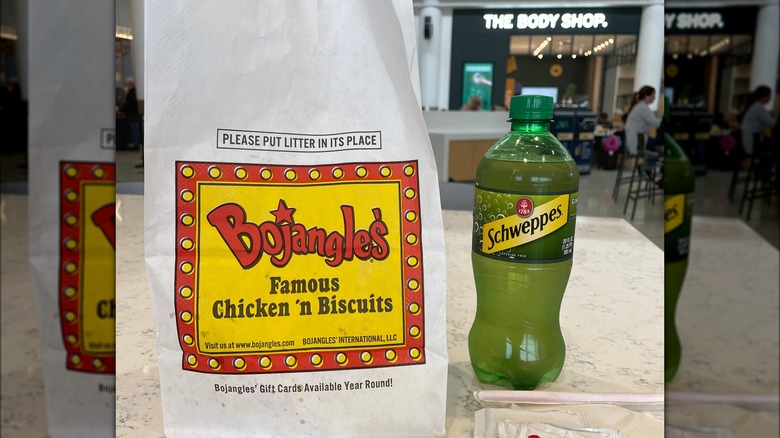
663,132,695,381
469,95,579,390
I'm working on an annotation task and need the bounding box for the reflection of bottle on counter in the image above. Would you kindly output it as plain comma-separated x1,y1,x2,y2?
664,133,695,382
469,95,579,389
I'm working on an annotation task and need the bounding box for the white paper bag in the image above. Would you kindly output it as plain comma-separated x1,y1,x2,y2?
27,1,116,436
145,1,448,436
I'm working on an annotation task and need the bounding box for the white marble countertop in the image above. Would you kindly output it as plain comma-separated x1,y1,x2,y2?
3,196,777,437
113,194,664,437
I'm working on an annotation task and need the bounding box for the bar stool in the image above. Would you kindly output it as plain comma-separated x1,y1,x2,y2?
624,135,662,220
728,133,755,202
739,141,778,220
612,133,638,203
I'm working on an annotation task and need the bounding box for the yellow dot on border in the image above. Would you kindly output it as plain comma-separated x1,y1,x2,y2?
335,352,348,366
284,169,297,181
308,169,321,181
92,166,106,178
332,168,344,179
404,165,415,176
404,188,416,199
180,238,194,251
360,351,373,364
181,165,195,178
407,279,420,291
64,262,78,274
70,354,83,367
409,326,421,338
260,168,273,180
64,214,79,226
405,210,418,222
233,357,246,370
406,256,419,268
63,286,77,299
180,190,195,202
355,166,368,178
64,190,78,202
64,238,78,250
180,311,193,323
92,358,105,369
186,355,198,367
310,354,323,367
208,166,222,179
64,311,77,323
408,303,420,315
180,262,193,274
379,166,392,177
182,334,194,346
405,233,418,245
259,356,272,369
66,334,78,345
65,166,79,178
179,286,193,299
208,358,221,370
180,214,194,226
409,348,421,360
385,350,397,362
235,167,248,180
285,355,298,368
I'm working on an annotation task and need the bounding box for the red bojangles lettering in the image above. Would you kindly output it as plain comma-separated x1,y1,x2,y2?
91,203,116,249
206,200,390,268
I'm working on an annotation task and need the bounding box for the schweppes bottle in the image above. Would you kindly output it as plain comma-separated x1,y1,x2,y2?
664,133,695,381
469,95,579,389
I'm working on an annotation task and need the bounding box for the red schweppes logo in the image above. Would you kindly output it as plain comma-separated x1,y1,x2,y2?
207,200,390,269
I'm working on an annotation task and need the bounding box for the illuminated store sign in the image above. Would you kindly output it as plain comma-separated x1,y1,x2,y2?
464,8,639,35
664,8,757,34
484,13,609,30
665,12,723,30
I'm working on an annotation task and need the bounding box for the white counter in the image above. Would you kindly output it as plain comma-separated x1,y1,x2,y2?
422,111,508,182
113,194,664,437
2,191,776,436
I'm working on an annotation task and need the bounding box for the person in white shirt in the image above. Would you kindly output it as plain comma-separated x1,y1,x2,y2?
624,86,662,156
740,85,775,155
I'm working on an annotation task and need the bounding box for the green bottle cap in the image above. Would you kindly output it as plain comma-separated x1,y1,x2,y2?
509,95,554,120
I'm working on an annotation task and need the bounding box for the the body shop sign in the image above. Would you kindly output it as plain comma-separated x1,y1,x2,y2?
458,8,641,35
665,8,757,34
484,12,608,30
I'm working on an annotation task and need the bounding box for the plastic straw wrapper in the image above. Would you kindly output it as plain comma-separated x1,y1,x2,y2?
474,390,664,405
666,392,780,404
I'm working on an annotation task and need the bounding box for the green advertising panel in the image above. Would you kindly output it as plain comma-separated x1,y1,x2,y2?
462,62,493,111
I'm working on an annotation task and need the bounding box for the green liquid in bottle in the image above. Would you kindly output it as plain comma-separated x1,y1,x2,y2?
663,133,695,382
469,96,579,390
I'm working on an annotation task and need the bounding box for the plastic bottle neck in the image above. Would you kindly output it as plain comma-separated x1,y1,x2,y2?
510,119,550,133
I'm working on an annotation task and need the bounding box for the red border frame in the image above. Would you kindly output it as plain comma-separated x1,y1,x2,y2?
59,161,116,374
175,160,425,374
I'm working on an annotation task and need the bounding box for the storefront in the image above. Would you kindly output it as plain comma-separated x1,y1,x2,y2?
664,7,758,117
448,7,643,116
663,6,774,172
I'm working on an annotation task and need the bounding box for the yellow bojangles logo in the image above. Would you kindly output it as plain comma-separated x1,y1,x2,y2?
664,194,685,233
482,194,569,254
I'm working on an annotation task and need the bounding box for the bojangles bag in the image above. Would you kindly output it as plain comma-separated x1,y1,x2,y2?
27,0,116,436
144,1,448,436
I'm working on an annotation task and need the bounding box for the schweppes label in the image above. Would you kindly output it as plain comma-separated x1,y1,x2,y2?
473,189,577,263
664,194,685,234
664,192,694,263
